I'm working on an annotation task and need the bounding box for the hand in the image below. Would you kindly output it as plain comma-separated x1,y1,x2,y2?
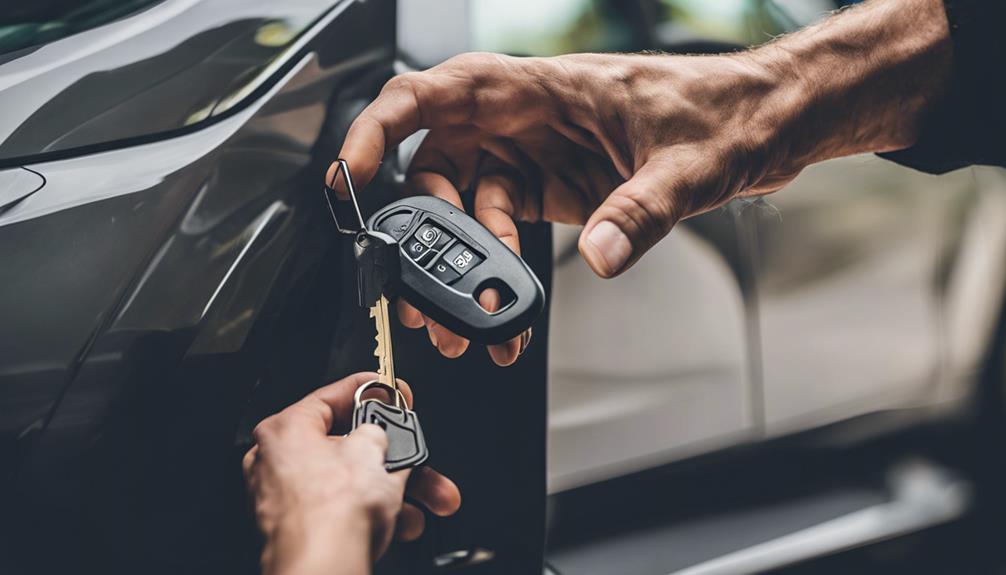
334,52,786,363
331,0,950,365
243,372,461,575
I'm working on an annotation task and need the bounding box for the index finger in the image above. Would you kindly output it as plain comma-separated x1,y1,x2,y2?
275,373,414,436
330,69,473,193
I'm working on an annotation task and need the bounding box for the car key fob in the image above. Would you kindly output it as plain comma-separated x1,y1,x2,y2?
351,381,429,472
367,196,545,344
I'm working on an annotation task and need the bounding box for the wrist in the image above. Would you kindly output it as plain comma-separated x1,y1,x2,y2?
264,505,372,575
750,0,952,167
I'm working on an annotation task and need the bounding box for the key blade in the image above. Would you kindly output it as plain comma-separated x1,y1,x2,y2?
370,295,396,390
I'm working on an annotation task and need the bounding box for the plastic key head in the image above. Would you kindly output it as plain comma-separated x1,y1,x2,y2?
354,230,400,309
351,381,429,472
368,196,545,344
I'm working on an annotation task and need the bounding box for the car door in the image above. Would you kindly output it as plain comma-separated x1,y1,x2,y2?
753,156,986,436
0,2,552,574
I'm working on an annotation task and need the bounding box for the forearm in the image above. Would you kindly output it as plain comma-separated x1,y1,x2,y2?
751,0,953,170
264,508,372,575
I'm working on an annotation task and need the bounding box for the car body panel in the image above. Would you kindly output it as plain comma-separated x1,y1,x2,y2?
548,219,755,492
0,0,358,163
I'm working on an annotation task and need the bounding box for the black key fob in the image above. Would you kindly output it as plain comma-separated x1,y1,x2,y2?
367,196,545,344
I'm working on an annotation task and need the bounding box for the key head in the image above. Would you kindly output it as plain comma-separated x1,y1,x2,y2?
353,399,429,472
367,196,545,344
354,230,400,308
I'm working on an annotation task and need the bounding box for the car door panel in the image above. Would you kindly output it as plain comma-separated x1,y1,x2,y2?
754,156,981,435
548,213,757,492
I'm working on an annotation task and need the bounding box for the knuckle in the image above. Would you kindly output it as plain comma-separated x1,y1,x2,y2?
385,71,422,95
445,51,495,71
609,188,673,240
252,417,279,443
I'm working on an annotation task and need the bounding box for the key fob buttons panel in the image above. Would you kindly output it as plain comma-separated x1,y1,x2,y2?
368,196,545,344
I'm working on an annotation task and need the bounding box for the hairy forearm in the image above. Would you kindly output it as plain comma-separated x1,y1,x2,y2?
753,0,953,168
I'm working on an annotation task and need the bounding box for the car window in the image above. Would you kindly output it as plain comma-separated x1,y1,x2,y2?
653,0,790,46
0,0,164,57
471,0,636,56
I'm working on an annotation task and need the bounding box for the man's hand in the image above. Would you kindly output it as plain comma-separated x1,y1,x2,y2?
243,372,461,575
333,0,951,364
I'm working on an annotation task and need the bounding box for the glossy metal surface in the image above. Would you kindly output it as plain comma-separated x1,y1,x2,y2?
0,0,359,163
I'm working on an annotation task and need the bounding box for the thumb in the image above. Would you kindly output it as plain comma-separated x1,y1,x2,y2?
578,159,683,278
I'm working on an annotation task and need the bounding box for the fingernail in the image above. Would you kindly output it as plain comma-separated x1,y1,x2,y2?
518,328,532,356
425,318,438,347
583,221,632,277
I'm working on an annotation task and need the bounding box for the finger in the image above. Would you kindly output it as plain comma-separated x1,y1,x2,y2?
333,68,476,193
346,423,389,462
397,298,424,329
292,371,379,432
395,503,426,542
579,157,682,278
307,372,414,434
474,172,523,256
478,288,521,366
473,168,524,365
242,445,258,477
425,316,469,358
406,466,462,517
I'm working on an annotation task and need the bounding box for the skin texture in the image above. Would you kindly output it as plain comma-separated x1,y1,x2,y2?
331,0,952,365
243,372,461,575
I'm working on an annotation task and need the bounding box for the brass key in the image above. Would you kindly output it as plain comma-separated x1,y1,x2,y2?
370,294,400,407
326,160,428,471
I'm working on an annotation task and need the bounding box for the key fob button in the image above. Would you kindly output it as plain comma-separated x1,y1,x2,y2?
414,222,454,251
403,237,435,264
430,258,462,284
415,223,442,247
373,210,415,240
442,243,483,275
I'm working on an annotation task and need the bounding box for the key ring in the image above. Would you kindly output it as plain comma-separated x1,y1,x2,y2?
354,380,407,410
324,159,367,235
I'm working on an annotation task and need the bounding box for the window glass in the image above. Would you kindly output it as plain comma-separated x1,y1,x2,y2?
654,0,787,46
471,0,635,56
0,0,164,56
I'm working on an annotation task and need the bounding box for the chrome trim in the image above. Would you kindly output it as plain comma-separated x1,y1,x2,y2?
670,460,970,575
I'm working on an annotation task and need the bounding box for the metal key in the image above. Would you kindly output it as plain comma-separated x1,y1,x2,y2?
352,230,429,471
354,276,430,471
325,160,429,472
